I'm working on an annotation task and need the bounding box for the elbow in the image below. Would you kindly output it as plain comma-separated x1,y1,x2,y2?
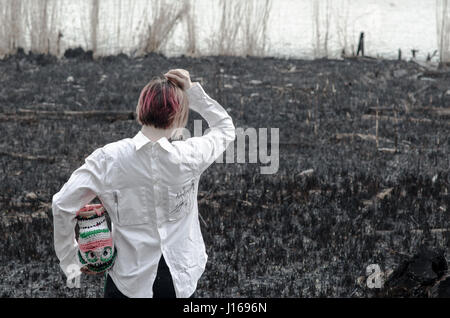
227,126,236,142
223,126,236,149
226,118,236,142
52,192,62,216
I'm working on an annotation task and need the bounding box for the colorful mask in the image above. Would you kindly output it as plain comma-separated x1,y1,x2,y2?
76,204,117,273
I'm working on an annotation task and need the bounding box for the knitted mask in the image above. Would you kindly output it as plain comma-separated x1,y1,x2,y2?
76,204,117,273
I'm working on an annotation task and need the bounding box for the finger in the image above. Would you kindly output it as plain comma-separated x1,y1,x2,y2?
165,69,181,75
167,69,188,79
175,70,189,78
165,73,184,84
165,71,183,80
166,68,187,75
165,72,182,80
172,69,188,76
164,76,180,87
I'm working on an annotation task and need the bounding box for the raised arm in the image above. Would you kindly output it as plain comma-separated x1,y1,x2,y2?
165,69,236,175
182,82,236,175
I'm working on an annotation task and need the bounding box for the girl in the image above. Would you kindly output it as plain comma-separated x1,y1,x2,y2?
52,69,236,298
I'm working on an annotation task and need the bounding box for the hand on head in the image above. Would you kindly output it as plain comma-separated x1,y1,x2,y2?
164,69,193,91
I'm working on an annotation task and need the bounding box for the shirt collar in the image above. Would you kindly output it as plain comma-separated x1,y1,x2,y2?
132,131,173,152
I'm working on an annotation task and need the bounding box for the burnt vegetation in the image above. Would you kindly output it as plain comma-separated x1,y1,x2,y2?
0,50,449,297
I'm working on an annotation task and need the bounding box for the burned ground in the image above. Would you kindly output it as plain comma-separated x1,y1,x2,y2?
0,51,449,297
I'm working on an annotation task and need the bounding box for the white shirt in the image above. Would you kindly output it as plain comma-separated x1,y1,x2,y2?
52,82,236,298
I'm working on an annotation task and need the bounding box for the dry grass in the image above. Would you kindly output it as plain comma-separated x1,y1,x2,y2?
88,0,141,57
241,0,272,56
0,0,189,58
334,0,352,57
436,0,450,64
207,0,245,56
312,0,332,58
137,0,189,55
0,0,344,59
90,0,99,55
184,0,197,56
0,0,61,57
207,0,272,56
0,0,26,57
26,0,60,55
0,0,446,61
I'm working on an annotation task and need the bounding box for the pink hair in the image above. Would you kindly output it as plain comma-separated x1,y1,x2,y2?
136,77,189,129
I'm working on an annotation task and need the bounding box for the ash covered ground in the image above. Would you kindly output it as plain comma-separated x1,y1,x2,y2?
0,50,449,297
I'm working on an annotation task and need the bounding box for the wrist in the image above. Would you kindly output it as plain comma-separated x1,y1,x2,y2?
186,82,196,91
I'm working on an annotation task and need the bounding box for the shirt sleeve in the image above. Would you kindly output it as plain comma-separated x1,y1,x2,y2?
52,148,107,278
181,82,236,175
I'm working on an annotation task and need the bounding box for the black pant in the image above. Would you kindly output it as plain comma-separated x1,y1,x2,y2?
104,255,193,298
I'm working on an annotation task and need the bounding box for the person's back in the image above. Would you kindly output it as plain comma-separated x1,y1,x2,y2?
52,69,236,298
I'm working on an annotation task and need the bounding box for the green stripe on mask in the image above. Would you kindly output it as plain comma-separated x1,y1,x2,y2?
79,228,110,239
